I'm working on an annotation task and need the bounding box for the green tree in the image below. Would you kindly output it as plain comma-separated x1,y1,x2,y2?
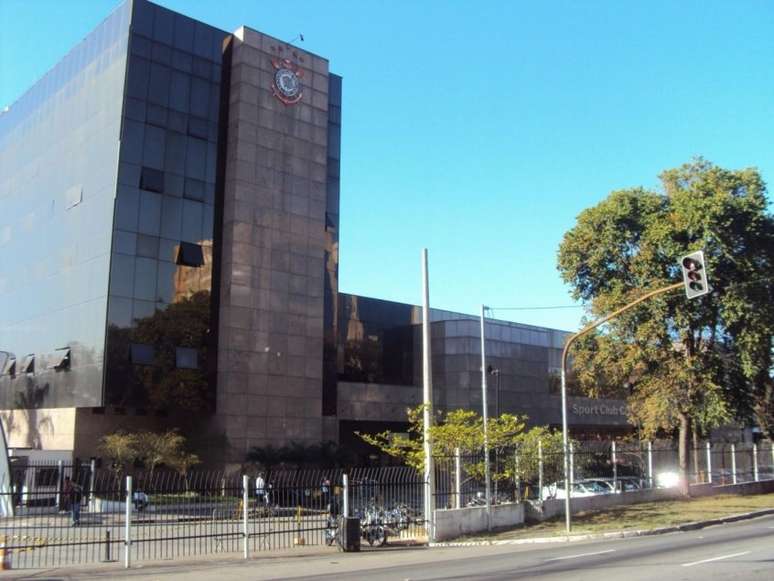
507,426,565,487
557,159,774,483
99,431,139,482
134,429,188,481
358,405,540,472
168,451,201,492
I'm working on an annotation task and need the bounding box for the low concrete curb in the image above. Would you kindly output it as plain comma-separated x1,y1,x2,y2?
428,508,774,547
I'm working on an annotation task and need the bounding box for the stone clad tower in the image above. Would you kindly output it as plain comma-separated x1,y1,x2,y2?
213,27,339,462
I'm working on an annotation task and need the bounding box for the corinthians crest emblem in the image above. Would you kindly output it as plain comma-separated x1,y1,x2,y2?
271,58,304,105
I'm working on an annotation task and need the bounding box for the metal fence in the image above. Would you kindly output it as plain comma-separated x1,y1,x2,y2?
432,440,774,507
0,463,427,569
2,441,772,569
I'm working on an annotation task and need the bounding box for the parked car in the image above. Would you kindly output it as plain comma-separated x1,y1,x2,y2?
585,477,643,493
541,479,610,500
616,477,644,491
582,478,616,493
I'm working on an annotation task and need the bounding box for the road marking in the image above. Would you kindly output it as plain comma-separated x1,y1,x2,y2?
681,551,751,567
545,549,615,562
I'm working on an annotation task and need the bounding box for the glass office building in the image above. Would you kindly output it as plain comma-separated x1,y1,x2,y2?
0,0,630,464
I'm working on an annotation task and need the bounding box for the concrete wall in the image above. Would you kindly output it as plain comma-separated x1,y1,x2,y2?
0,408,76,450
530,488,681,521
689,479,774,498
434,502,525,541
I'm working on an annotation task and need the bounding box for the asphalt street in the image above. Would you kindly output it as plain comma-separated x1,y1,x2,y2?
6,513,774,580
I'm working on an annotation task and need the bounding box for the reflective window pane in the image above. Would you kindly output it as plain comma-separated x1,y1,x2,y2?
176,346,198,369
130,343,155,365
133,257,158,301
138,190,162,236
140,167,164,193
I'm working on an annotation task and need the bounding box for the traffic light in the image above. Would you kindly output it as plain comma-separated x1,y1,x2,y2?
680,250,710,299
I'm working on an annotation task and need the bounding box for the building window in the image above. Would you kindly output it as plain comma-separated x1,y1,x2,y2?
49,348,71,371
130,343,155,365
1,355,15,376
65,185,83,210
140,167,164,193
20,354,34,374
176,347,198,369
34,468,59,487
176,241,204,267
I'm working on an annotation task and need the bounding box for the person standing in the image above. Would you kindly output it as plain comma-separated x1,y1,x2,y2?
255,473,266,506
63,477,82,526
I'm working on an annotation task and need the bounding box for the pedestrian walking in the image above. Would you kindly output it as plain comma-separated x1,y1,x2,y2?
63,477,83,526
255,473,266,506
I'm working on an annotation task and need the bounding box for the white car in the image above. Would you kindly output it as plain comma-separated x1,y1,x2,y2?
541,479,611,500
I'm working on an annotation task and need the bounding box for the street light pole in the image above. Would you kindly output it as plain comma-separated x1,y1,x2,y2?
421,249,435,541
560,281,683,534
480,304,492,529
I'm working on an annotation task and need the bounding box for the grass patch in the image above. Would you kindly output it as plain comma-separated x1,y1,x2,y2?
148,493,239,505
456,493,774,542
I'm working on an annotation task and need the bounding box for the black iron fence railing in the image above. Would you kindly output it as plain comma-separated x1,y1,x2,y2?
0,441,771,569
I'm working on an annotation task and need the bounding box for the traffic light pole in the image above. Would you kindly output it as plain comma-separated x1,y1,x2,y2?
560,281,683,534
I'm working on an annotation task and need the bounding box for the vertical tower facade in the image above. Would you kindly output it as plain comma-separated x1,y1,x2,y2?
213,27,340,460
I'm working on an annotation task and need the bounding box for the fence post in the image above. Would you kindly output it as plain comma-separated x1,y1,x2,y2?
612,441,618,492
753,443,759,482
706,441,712,484
342,474,349,518
242,475,249,559
89,458,96,507
538,440,544,501
454,448,461,509
124,475,132,569
56,460,63,510
731,443,737,485
103,529,111,562
647,441,653,488
569,442,575,487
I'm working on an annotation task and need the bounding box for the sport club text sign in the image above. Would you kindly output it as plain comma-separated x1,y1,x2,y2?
571,403,627,417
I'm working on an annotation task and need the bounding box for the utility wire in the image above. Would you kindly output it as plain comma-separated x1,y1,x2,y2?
485,276,774,314
487,305,586,311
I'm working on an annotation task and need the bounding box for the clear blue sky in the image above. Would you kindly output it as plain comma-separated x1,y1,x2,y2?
2,0,772,331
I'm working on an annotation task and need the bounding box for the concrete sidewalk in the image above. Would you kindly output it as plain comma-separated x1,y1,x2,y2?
0,544,431,580
3,507,773,579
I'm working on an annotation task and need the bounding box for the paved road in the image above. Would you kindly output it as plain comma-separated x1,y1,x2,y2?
6,514,774,580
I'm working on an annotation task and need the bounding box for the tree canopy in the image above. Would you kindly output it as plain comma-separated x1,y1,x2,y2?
557,159,774,473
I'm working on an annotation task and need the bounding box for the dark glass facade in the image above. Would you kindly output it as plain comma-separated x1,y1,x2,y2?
337,293,420,386
0,0,228,413
0,1,132,409
322,74,342,416
104,0,228,411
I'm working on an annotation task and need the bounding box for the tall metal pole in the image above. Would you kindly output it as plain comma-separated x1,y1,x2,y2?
538,440,544,501
706,441,712,484
125,475,132,569
560,363,571,533
559,280,683,533
421,249,435,541
480,304,492,529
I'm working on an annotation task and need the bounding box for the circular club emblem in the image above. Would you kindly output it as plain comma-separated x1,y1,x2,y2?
275,68,300,98
271,60,303,105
